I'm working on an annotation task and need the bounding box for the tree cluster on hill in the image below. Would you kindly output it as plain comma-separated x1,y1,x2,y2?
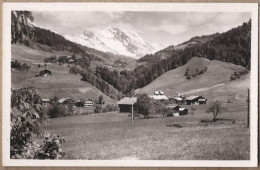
184,67,207,79
230,69,249,81
11,60,31,71
11,87,65,159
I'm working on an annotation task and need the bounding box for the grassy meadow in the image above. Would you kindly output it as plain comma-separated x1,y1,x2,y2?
41,101,249,160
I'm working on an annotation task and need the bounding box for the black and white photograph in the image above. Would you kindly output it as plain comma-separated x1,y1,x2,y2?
2,2,258,167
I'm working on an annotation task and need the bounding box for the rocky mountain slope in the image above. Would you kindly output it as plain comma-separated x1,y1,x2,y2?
64,26,158,59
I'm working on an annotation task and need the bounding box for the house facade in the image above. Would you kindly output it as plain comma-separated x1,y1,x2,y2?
84,98,95,107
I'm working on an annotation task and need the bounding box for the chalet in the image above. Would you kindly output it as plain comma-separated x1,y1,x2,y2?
185,96,207,105
36,69,52,77
117,97,137,113
41,99,50,106
150,91,168,100
58,98,75,106
165,104,188,116
84,98,95,107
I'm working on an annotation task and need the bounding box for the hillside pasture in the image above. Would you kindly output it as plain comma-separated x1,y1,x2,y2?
139,57,249,101
11,44,116,104
42,101,249,160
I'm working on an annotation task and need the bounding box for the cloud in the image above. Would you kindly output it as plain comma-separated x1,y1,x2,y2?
32,11,251,47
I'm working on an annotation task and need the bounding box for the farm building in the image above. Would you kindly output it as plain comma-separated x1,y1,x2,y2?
36,69,52,77
150,91,168,100
84,98,95,107
41,99,50,106
165,104,188,116
170,96,184,104
185,96,207,105
74,100,84,107
117,97,137,113
58,98,75,106
68,59,75,63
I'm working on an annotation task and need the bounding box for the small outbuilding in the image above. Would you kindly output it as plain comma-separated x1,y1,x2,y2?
41,99,50,107
165,104,188,116
170,96,184,104
117,97,137,113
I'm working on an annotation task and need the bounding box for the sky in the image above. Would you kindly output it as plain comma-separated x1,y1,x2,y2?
32,11,251,48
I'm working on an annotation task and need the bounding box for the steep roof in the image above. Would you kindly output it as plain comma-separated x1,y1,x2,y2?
117,97,137,105
185,95,200,101
41,99,50,102
172,97,183,101
58,98,75,104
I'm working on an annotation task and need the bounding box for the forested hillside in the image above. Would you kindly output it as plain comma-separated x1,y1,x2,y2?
11,11,251,99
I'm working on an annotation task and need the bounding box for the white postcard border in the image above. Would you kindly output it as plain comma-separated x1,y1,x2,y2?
2,2,258,167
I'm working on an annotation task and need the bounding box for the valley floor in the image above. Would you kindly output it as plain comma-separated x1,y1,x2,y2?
42,101,250,160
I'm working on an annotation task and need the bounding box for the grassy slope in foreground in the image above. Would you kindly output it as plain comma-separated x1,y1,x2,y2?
138,57,249,101
43,104,249,160
11,44,116,104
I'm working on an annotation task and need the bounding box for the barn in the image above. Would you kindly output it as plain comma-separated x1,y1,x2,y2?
117,97,137,113
58,98,75,106
74,100,84,107
185,96,207,105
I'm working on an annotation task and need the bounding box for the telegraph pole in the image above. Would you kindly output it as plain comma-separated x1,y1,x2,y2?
132,102,134,123
247,89,250,128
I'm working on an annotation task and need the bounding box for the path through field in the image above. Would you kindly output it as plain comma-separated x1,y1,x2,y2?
182,83,225,95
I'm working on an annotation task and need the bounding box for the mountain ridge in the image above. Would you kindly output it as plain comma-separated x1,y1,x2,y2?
63,26,159,59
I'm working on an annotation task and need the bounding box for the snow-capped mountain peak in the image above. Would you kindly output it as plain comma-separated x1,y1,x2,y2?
63,26,160,59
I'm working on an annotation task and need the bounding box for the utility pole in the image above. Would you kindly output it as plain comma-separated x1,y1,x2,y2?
247,89,250,128
132,101,134,123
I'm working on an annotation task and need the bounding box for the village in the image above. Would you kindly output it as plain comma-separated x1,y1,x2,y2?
40,89,207,118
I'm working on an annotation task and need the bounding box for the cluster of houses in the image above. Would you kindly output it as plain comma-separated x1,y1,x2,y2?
117,90,207,117
41,97,95,107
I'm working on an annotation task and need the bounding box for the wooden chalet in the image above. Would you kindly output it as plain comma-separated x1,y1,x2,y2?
185,96,207,105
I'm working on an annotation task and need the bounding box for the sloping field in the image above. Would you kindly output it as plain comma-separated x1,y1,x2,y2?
11,44,116,104
138,57,249,101
42,104,249,160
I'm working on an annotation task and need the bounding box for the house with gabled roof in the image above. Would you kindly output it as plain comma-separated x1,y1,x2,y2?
117,97,137,112
185,95,207,105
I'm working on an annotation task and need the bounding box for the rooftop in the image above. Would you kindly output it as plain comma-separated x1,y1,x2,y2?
118,97,137,105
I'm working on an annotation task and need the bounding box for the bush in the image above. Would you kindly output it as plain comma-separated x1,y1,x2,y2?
11,87,65,159
48,103,74,118
102,104,118,113
134,94,155,118
94,105,102,113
